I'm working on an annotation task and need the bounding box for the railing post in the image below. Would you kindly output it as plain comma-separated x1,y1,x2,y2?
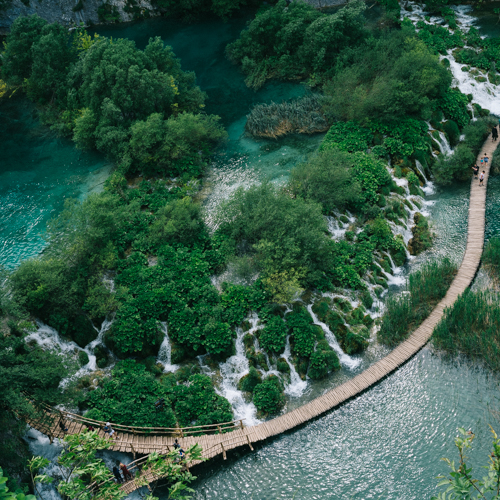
221,442,226,460
246,435,254,451
217,425,222,434
239,419,244,430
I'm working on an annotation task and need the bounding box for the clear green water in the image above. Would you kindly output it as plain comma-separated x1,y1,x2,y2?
0,96,110,268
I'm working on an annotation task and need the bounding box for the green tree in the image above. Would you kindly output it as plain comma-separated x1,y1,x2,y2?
432,427,500,500
0,468,34,500
290,149,361,213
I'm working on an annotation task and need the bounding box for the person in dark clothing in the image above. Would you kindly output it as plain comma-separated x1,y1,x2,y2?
86,425,95,432
472,164,479,178
492,126,498,141
112,466,123,483
59,420,68,433
173,439,181,450
120,462,133,481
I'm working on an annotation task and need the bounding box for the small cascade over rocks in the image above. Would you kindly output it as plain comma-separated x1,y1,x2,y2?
402,1,500,114
25,317,115,388
436,131,453,157
216,313,261,426
157,322,178,373
306,304,361,370
282,335,308,397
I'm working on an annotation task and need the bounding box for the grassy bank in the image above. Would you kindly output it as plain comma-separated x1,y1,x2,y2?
378,259,457,347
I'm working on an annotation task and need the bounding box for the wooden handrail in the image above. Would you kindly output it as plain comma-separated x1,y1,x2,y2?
24,395,244,436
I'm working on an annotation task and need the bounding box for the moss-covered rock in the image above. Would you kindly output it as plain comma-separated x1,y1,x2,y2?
237,367,262,393
72,315,98,348
408,212,433,256
277,357,291,374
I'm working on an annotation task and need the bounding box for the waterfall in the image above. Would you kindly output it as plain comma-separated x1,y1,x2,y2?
157,322,178,373
25,317,115,389
306,304,361,369
436,131,453,157
282,336,308,397
216,313,260,426
402,1,500,115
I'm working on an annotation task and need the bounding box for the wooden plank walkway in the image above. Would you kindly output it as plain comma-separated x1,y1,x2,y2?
27,133,498,496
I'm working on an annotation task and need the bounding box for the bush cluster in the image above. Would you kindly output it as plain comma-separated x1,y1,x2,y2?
0,16,227,179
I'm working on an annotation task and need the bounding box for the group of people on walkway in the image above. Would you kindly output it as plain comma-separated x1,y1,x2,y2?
112,462,133,483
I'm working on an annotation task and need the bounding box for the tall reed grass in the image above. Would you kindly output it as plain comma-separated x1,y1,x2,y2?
378,258,457,346
245,95,329,139
433,290,500,371
483,236,500,280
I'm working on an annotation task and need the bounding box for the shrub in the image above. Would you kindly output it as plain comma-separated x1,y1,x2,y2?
237,367,262,393
408,213,433,256
290,149,362,214
286,305,316,358
245,95,329,138
483,237,500,279
253,375,285,415
259,316,288,354
433,143,475,185
443,119,460,146
78,350,89,367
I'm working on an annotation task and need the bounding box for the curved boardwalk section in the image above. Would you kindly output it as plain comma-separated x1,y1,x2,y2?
26,134,497,495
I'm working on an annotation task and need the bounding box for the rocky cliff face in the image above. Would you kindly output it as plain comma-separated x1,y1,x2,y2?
0,0,160,35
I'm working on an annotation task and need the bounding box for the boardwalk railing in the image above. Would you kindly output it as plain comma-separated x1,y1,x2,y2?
24,396,244,439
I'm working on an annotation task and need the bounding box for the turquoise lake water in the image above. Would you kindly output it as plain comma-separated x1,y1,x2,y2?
0,96,110,268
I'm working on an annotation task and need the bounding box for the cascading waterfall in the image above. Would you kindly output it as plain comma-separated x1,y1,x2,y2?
402,2,500,115
25,317,115,388
216,313,261,426
281,336,308,397
436,131,453,157
306,304,361,370
157,322,178,373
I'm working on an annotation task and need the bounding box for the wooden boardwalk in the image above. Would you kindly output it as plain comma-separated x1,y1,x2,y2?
27,134,497,496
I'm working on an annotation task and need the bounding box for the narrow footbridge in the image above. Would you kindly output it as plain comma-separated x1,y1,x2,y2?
26,134,497,495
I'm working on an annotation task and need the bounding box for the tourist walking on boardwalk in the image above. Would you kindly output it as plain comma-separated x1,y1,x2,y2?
104,422,118,440
480,171,485,186
472,164,479,178
493,126,498,141
112,466,123,483
174,439,181,450
484,153,489,164
120,462,133,481
58,420,68,433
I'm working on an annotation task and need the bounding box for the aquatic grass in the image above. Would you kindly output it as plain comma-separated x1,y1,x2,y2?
433,290,500,372
378,258,457,347
483,236,500,280
245,95,329,139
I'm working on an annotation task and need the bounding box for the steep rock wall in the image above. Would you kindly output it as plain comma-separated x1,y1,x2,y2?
0,0,160,35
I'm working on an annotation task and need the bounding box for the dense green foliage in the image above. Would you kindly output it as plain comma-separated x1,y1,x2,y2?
408,212,433,256
290,149,360,214
483,237,500,278
84,360,233,427
227,0,368,89
0,16,226,178
0,468,34,500
323,28,451,123
259,315,288,354
378,259,457,346
253,375,285,415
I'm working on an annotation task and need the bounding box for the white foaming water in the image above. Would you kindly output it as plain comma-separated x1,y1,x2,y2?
217,313,261,426
306,304,361,370
282,336,308,397
436,131,453,157
157,322,178,373
25,317,114,388
403,1,500,114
